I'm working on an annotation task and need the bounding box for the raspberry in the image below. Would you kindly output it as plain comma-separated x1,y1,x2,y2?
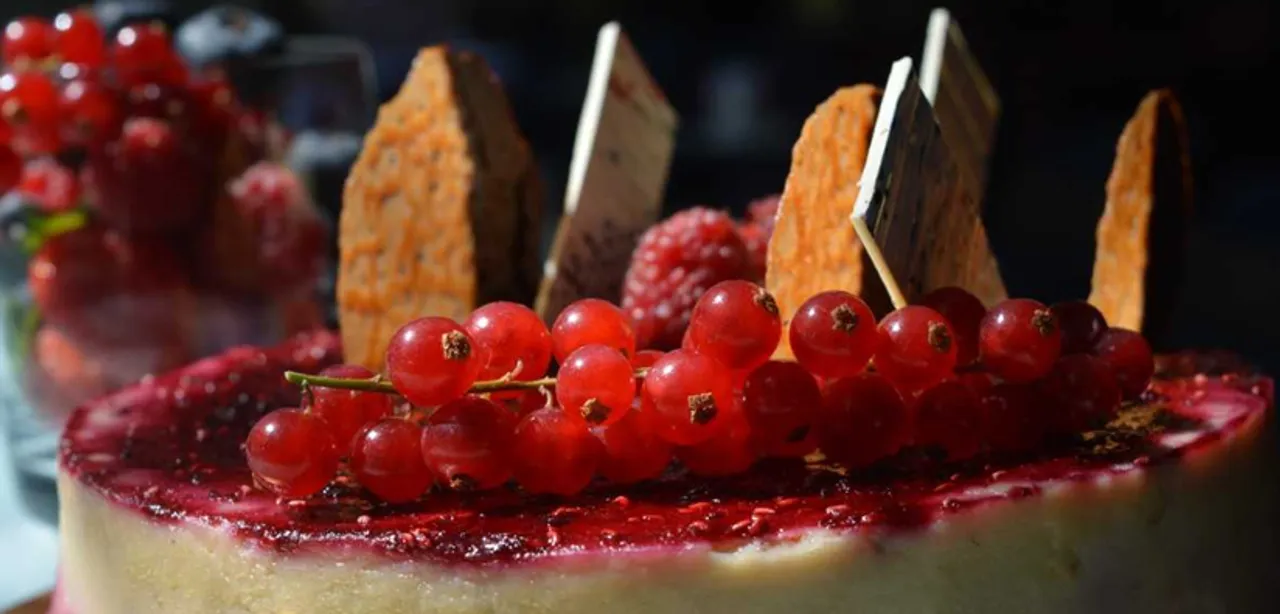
622,207,749,350
746,194,780,234
738,221,768,283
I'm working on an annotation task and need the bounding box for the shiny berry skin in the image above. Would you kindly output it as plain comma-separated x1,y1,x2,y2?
57,79,122,146
2,18,55,64
551,298,636,361
385,317,483,407
980,383,1045,453
18,158,80,212
1051,300,1107,355
958,370,997,398
1093,327,1154,399
740,360,821,458
676,409,756,476
511,406,602,495
913,380,987,461
245,408,339,498
308,364,393,447
630,349,664,394
0,70,60,154
641,349,739,445
978,299,1062,383
464,301,553,389
111,23,181,87
54,9,106,68
351,418,434,503
0,145,20,194
874,306,958,393
788,290,877,379
818,372,909,468
685,280,782,371
421,396,515,490
556,344,635,427
1040,354,1122,433
919,286,986,366
592,404,672,484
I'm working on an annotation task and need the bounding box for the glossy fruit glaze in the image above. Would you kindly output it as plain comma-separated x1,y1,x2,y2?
60,332,1272,567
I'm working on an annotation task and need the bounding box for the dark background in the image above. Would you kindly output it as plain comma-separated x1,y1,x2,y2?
10,0,1280,369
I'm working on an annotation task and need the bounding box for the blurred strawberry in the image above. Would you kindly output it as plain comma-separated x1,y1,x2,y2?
17,157,80,212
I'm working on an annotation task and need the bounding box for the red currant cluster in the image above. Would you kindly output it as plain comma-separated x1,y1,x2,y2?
247,280,1155,503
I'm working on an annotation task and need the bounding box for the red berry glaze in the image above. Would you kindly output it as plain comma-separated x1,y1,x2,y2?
2,18,55,64
556,344,635,427
978,298,1062,383
592,404,672,484
740,360,821,458
676,409,756,476
919,286,986,366
464,301,553,388
1051,300,1108,355
57,78,122,146
308,364,393,447
245,408,339,498
980,383,1045,454
874,306,958,393
551,298,636,361
1093,327,1155,399
818,372,909,468
54,9,105,68
1041,354,1122,433
111,23,180,87
642,349,739,445
685,280,781,371
912,380,987,461
351,418,434,503
788,290,877,379
386,317,483,407
511,406,602,496
421,396,515,490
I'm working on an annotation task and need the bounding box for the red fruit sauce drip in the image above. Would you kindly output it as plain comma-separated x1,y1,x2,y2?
60,333,1272,567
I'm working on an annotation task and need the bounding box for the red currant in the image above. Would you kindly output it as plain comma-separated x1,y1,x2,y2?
511,406,602,495
676,409,756,476
351,418,434,503
551,298,636,361
919,286,986,366
980,383,1045,453
464,301,552,394
788,290,877,379
978,298,1062,383
111,23,181,88
818,372,909,468
958,370,997,398
874,306,958,393
685,280,781,371
740,360,821,458
630,349,664,394
556,344,635,427
641,349,738,445
1051,300,1107,355
1,70,60,154
245,407,339,498
913,380,986,461
592,403,672,484
385,317,483,407
0,144,21,194
1040,354,1121,433
309,364,393,447
17,158,79,213
2,18,55,64
1093,327,1154,399
125,82,188,120
58,79,122,147
421,396,515,490
54,9,105,69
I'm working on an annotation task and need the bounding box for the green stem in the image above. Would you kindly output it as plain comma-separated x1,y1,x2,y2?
284,368,649,396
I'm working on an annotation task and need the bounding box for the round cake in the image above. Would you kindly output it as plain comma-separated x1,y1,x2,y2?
54,331,1279,613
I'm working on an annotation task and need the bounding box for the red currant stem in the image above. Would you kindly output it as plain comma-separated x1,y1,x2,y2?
282,368,651,396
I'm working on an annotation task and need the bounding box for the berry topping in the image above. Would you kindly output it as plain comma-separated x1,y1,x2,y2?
512,406,602,495
308,364,393,447
874,305,958,393
86,116,210,234
57,78,123,146
912,380,987,461
556,344,635,427
622,207,749,349
385,317,483,407
54,9,106,68
676,409,756,477
685,280,781,371
1,70,60,154
918,286,986,366
2,17,55,64
788,290,876,379
978,298,1062,383
351,418,434,504
1051,300,1108,355
551,297,636,361
245,407,339,498
1041,354,1122,433
818,372,909,468
464,301,552,387
421,396,515,490
980,383,1044,454
592,405,672,484
740,360,821,458
642,349,738,445
1093,327,1155,399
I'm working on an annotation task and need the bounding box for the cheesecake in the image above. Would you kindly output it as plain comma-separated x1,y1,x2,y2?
54,332,1279,613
